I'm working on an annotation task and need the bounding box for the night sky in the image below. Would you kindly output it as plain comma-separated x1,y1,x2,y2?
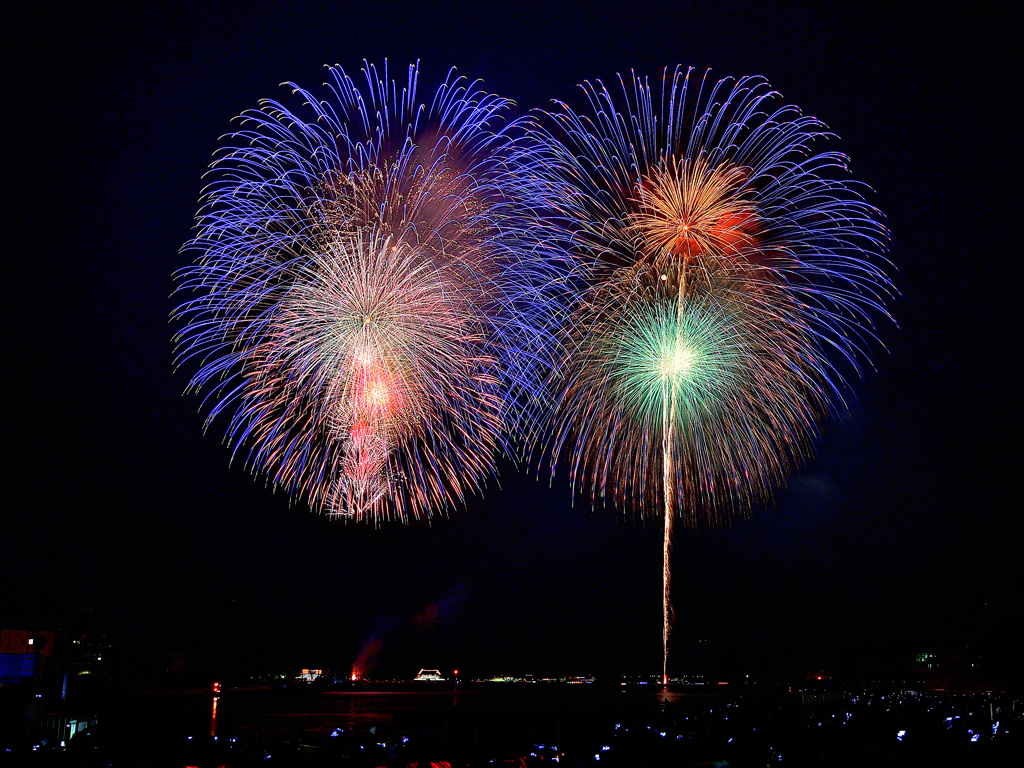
6,2,1019,680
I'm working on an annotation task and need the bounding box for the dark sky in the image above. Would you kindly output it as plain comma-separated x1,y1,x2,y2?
5,2,1019,679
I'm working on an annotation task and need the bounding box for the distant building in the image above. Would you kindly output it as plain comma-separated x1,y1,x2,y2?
0,629,56,683
414,669,445,681
911,649,1006,693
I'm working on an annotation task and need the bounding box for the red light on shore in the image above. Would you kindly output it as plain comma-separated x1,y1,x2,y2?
212,681,221,693
817,676,822,680
453,669,459,676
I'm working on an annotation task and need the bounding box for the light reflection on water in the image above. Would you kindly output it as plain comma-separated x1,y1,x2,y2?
134,684,733,742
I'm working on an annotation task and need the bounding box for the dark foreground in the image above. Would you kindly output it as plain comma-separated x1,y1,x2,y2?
2,682,1020,767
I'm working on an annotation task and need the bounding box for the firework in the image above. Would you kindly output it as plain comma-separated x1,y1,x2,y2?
524,68,893,680
173,62,544,523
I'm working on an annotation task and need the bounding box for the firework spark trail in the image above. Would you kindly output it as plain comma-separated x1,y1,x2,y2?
521,67,894,681
173,62,551,523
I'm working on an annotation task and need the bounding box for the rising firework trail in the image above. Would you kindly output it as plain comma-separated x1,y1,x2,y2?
173,62,547,523
523,68,894,681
